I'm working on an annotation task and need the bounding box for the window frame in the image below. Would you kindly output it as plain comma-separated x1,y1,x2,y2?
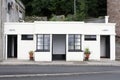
68,34,82,52
84,35,96,41
21,35,33,40
36,34,50,52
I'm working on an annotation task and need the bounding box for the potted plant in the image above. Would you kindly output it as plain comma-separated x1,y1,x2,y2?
29,50,34,60
84,48,91,61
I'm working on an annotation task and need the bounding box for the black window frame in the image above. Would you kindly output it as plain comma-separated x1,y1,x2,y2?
84,35,96,41
68,34,82,52
36,34,50,52
21,35,33,40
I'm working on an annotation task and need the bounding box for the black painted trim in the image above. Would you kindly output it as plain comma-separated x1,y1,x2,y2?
68,50,83,52
21,34,33,40
84,35,96,41
68,34,82,52
36,34,50,52
35,50,50,52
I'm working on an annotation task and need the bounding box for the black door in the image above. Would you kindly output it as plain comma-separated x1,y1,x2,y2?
7,35,17,58
106,36,110,58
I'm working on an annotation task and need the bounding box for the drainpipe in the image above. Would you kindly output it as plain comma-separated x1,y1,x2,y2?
0,0,3,61
74,0,76,15
105,16,109,24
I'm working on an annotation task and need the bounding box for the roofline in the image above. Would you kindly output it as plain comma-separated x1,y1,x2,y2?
15,0,25,9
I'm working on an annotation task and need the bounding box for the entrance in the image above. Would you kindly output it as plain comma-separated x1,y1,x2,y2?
52,34,66,60
7,35,17,58
100,35,110,58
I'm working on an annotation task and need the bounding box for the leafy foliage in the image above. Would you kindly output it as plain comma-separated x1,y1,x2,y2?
21,0,106,21
84,48,90,54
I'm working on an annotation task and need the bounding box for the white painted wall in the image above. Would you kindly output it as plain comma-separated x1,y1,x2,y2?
110,35,116,60
66,52,84,61
82,35,100,60
4,23,34,34
66,35,84,61
34,52,52,61
34,35,52,61
4,22,115,35
17,34,35,60
4,22,116,61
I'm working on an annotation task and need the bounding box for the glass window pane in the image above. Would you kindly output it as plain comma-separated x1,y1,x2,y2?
68,34,74,39
75,34,80,39
37,35,43,50
69,36,74,42
69,46,74,50
37,45,43,50
38,39,43,42
38,39,43,45
37,35,43,40
38,42,42,45
75,42,80,45
75,45,80,50
75,39,80,42
69,42,74,46
69,34,74,37
37,35,43,38
44,35,50,38
44,43,49,45
44,35,50,46
68,35,74,47
44,39,50,43
44,45,50,50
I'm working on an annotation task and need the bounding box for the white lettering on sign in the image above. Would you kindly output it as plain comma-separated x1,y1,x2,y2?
102,29,108,31
9,29,15,31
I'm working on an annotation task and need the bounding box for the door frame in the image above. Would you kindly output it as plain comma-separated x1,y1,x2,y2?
100,35,110,58
52,34,66,61
6,35,18,59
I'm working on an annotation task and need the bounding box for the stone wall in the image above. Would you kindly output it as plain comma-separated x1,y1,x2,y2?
107,0,120,36
107,0,120,60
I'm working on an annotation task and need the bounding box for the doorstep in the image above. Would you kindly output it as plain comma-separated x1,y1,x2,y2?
0,58,120,66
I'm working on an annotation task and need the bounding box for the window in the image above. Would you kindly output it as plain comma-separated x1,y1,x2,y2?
68,34,81,51
19,10,23,19
84,35,96,41
36,34,50,51
8,2,11,13
21,35,33,40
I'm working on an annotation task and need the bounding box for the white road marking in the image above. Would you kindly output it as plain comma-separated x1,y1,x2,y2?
0,71,120,78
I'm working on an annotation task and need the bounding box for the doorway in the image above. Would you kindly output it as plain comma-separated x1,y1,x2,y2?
52,34,66,60
100,35,110,58
7,35,17,58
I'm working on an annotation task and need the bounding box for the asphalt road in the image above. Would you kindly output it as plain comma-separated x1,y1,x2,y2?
0,65,120,80
0,73,120,80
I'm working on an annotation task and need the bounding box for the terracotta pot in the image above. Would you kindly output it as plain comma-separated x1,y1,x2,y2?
86,54,90,58
85,53,90,61
29,54,33,60
30,56,33,60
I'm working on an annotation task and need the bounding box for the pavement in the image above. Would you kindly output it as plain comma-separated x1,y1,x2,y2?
0,58,120,66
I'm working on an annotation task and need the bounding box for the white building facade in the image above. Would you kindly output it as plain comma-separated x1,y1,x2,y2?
0,0,25,61
4,21,116,61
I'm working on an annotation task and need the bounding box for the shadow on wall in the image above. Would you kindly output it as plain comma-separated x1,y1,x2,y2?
116,37,120,60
